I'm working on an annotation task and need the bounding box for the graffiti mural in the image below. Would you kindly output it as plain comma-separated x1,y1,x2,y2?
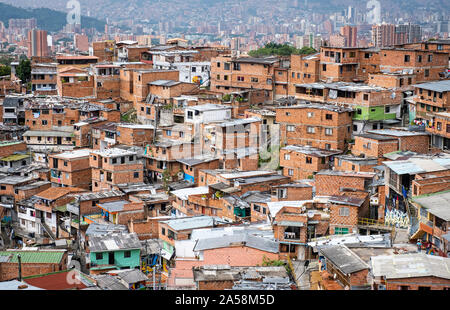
384,208,409,228
192,75,203,85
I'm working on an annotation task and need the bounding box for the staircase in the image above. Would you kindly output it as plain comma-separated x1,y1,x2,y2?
40,221,56,240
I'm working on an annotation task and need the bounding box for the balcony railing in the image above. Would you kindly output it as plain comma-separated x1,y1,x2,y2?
284,232,300,240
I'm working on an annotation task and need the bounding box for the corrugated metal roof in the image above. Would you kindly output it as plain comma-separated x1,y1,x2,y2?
320,245,369,275
88,232,141,253
413,80,450,92
371,253,450,280
411,191,450,221
161,216,224,231
194,233,279,253
0,251,65,264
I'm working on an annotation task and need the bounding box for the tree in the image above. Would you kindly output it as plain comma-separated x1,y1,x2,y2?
16,58,31,83
0,65,11,76
248,42,317,57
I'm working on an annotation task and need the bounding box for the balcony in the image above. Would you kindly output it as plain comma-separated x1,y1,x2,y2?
284,232,301,240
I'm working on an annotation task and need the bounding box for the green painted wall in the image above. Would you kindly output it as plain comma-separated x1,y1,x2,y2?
353,106,396,121
90,249,141,269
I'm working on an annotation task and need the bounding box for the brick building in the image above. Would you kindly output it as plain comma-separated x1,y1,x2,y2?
371,253,450,290
277,103,353,151
90,148,144,192
0,250,68,282
49,149,92,190
280,145,342,180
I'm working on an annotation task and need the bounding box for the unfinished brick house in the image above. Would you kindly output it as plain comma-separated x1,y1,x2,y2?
318,245,370,290
0,140,27,158
280,145,342,180
327,195,369,235
277,103,353,151
319,47,363,83
92,40,116,62
210,55,281,100
315,170,377,197
116,124,155,147
93,199,146,226
57,67,94,98
49,149,92,190
427,112,450,151
144,139,194,183
0,250,68,281
378,48,449,83
31,63,58,95
93,64,121,99
90,148,144,192
292,82,403,134
411,80,450,127
371,253,450,290
270,182,314,202
288,53,320,95
364,129,431,155
334,155,379,172
178,156,220,185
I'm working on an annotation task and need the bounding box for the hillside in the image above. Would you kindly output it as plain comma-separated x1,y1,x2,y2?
0,3,105,32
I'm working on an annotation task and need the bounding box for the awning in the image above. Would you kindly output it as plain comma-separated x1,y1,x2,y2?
278,221,304,227
161,248,173,261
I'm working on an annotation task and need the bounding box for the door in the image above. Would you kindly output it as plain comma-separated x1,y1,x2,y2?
109,252,114,265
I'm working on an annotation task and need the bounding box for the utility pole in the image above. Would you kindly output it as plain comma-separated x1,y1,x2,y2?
18,254,22,282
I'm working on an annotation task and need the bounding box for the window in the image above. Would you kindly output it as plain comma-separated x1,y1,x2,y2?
325,114,332,120
112,158,117,164
335,227,349,235
134,172,139,178
237,76,244,81
307,112,314,118
339,207,350,216
284,154,290,160
192,67,197,72
437,122,442,131
322,64,327,71
385,106,390,113
124,251,131,258
166,130,172,136
350,52,356,58
217,62,221,68
417,55,422,62
404,55,410,62
306,157,312,164
363,94,369,101
424,69,429,77
146,107,151,115
325,128,333,135
307,126,315,133
288,169,294,176
251,77,258,83
96,253,103,260
224,75,228,80
42,120,48,125
287,125,295,132
224,63,230,70
161,227,166,235
325,144,331,150
428,54,433,62
357,109,362,115
216,74,220,80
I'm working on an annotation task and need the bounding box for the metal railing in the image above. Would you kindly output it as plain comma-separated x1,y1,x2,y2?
357,218,387,227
